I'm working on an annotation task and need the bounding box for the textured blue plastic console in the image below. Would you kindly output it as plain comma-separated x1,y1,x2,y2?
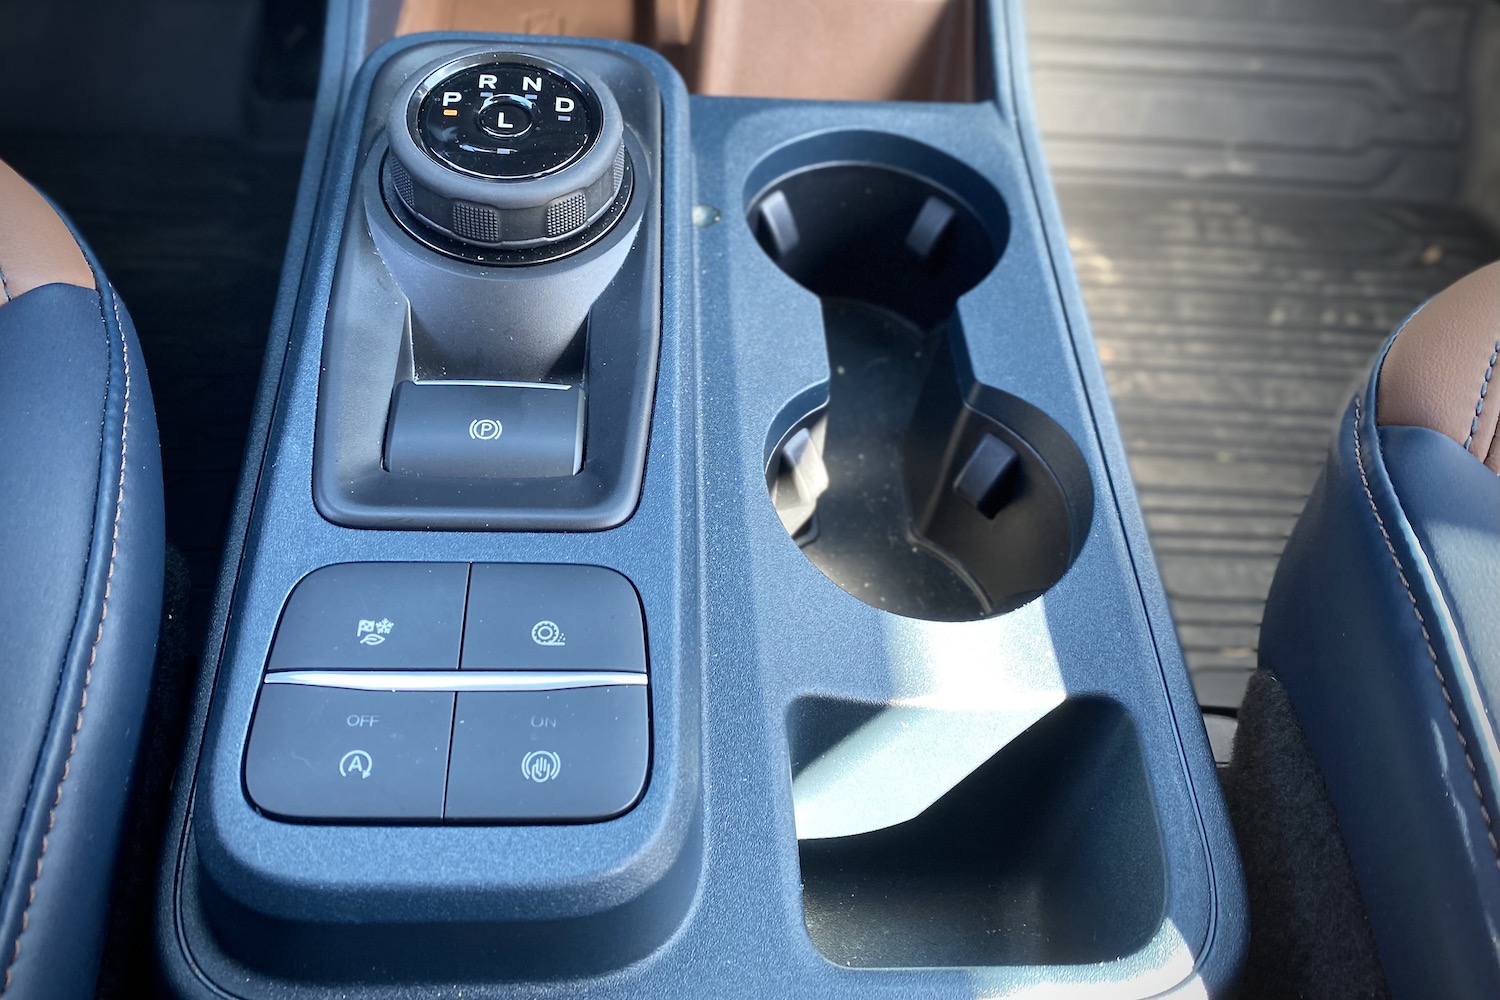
157,1,1246,996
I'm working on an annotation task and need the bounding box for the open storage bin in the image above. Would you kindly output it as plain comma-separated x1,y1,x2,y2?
791,697,1166,968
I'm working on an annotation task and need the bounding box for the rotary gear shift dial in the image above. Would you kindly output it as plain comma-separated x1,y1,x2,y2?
384,52,627,253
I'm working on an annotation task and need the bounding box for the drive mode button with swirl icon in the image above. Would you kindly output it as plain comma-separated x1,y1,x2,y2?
446,686,649,821
384,380,583,479
461,563,647,672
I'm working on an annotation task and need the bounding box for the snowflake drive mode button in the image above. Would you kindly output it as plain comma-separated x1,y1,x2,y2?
266,562,469,671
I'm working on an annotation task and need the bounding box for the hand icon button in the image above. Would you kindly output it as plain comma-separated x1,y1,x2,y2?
521,749,561,783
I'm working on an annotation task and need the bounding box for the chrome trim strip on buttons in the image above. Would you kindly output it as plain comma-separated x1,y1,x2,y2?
412,378,573,391
263,669,647,692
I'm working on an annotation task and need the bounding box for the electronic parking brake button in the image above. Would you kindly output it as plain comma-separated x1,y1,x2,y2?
461,563,647,671
445,685,649,821
245,685,454,821
267,562,468,671
384,381,584,480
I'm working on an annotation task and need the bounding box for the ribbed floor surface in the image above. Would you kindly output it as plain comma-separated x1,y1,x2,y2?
1028,0,1500,710
1058,186,1497,708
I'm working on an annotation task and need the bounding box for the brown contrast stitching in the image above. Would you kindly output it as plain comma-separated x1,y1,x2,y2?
1,291,130,995
1465,338,1499,453
1354,397,1500,868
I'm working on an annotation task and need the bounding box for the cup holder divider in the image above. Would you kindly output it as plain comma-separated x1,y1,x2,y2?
752,149,1091,622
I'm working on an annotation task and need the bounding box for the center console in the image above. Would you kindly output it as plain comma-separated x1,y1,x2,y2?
156,3,1246,996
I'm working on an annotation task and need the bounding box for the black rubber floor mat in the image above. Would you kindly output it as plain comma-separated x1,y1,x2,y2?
0,135,303,645
1026,0,1500,711
1053,184,1498,709
1027,0,1479,200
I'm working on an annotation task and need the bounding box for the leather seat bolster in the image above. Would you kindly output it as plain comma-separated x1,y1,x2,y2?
1378,260,1500,472
1262,366,1500,1000
0,262,165,996
0,160,94,302
1380,424,1500,712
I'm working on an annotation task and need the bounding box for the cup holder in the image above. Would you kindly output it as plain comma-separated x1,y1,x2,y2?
748,134,1092,621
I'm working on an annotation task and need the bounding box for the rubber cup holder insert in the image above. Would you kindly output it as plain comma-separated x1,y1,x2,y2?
748,132,1092,621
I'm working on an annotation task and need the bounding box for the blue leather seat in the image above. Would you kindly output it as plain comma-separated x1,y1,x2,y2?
0,160,165,999
1258,262,1500,999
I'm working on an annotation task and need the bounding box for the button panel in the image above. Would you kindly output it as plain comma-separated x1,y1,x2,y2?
247,563,650,824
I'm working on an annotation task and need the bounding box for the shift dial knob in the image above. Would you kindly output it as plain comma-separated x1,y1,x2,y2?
385,52,626,250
